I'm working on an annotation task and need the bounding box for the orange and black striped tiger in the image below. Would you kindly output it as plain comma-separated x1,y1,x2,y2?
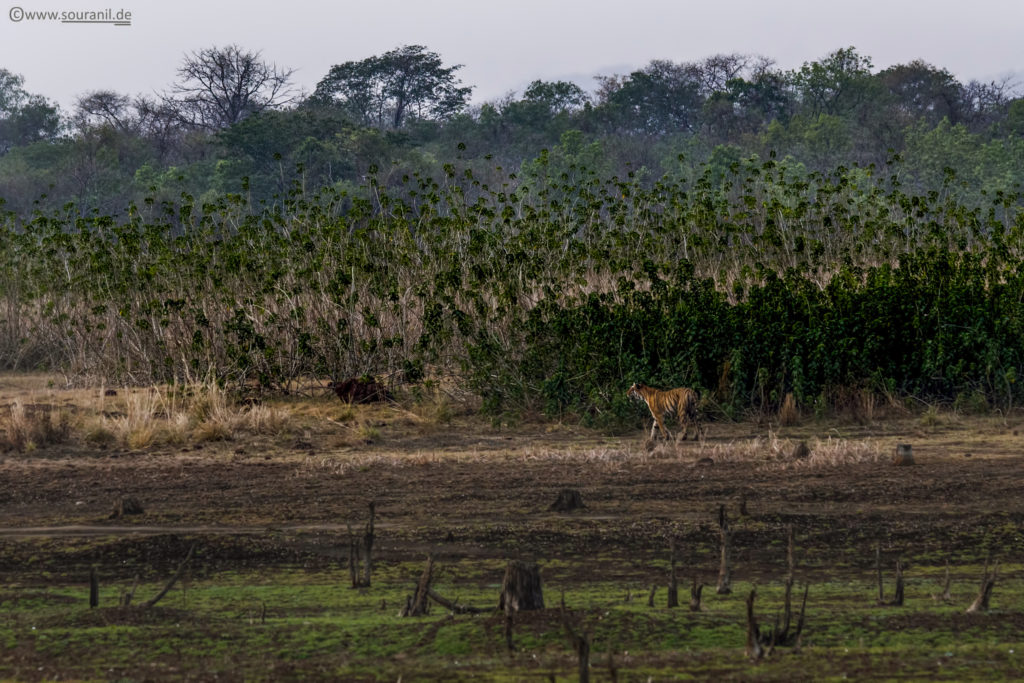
627,382,704,441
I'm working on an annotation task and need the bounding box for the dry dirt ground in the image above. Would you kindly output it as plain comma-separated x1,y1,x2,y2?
0,386,1022,575
2,376,1024,679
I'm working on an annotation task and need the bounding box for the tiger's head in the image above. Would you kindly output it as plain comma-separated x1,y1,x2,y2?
626,382,643,401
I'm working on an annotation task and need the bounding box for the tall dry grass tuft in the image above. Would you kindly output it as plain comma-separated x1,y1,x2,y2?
244,403,293,436
706,431,884,470
0,399,71,452
779,393,799,426
408,386,456,429
189,383,246,442
105,390,164,449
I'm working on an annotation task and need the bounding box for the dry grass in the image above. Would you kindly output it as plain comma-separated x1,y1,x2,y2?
779,392,799,426
104,390,163,449
0,399,71,452
0,373,1010,468
409,387,456,427
244,403,294,436
82,383,296,449
704,431,884,469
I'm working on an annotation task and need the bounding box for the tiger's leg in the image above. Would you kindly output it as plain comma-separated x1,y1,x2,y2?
678,410,690,440
653,412,671,440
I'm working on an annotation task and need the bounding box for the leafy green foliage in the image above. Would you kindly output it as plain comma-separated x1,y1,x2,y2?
2,153,1022,423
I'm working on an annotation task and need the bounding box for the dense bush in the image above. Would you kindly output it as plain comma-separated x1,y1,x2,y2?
1,157,1022,421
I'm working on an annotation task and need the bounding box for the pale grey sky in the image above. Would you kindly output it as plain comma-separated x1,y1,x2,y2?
2,0,1022,110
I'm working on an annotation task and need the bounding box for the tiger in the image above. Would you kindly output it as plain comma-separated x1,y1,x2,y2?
627,382,704,441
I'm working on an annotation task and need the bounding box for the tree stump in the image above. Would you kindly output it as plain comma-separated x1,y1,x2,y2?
498,561,544,612
109,497,144,519
893,444,915,466
549,488,586,512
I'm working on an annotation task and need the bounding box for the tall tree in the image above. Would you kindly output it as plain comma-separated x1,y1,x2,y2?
312,45,473,129
877,60,962,126
595,59,704,134
791,47,877,118
311,46,471,131
167,45,297,131
0,69,61,154
521,80,589,114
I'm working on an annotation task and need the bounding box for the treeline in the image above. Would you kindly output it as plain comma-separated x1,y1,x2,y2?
0,45,1022,214
2,155,1023,421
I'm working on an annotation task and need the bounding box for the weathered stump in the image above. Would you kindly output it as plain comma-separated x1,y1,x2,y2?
549,488,586,512
498,560,544,612
110,497,144,519
893,444,915,466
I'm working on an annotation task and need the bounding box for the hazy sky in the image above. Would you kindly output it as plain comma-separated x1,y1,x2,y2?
3,0,1022,110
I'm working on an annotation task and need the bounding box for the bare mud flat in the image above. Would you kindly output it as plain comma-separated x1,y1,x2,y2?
2,393,1024,679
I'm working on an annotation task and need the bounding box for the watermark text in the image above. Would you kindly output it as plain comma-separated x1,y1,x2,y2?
9,7,132,26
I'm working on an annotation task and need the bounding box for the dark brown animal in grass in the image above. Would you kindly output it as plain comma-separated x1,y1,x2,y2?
331,377,392,404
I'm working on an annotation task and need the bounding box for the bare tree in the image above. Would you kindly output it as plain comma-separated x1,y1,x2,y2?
73,90,136,133
696,53,753,96
167,45,297,130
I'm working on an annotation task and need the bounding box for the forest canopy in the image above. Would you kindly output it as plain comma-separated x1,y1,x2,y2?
0,44,1021,214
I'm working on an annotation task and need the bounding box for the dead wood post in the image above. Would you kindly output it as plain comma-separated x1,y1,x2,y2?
348,501,377,588
775,525,807,647
667,539,679,608
606,641,619,683
347,524,360,587
876,544,884,603
647,585,656,608
143,544,195,608
716,504,732,594
689,577,704,612
498,561,544,612
120,574,139,606
89,568,98,608
891,560,905,607
745,588,764,661
938,561,953,603
504,610,515,652
363,501,376,586
560,594,590,683
786,524,795,581
966,560,998,613
875,544,905,607
401,555,434,617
